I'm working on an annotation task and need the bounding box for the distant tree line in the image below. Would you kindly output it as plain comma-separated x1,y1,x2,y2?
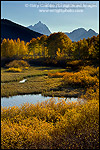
1,32,99,60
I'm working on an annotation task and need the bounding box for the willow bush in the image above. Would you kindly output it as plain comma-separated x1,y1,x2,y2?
48,66,99,88
6,60,30,68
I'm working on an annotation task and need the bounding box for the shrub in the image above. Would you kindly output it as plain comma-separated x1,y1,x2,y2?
67,60,83,66
6,60,30,68
48,66,99,88
63,71,99,87
48,72,66,78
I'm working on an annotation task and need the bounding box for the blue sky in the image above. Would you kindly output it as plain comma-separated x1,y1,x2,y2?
1,1,99,33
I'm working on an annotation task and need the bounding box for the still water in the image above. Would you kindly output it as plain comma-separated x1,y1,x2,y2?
1,94,81,108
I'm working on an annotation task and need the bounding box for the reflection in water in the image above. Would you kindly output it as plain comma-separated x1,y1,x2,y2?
1,94,82,108
19,79,27,83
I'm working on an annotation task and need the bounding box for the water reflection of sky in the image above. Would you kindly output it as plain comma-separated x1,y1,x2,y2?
1,94,82,108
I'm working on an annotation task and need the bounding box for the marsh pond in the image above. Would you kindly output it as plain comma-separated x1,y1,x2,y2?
1,93,83,108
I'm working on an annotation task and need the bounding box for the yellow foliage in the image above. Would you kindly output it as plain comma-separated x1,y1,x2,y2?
7,67,22,72
48,72,66,78
48,66,99,88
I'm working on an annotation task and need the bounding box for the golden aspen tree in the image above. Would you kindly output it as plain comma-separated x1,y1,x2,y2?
88,35,99,59
88,44,95,58
9,39,16,57
13,39,17,56
25,42,30,58
47,32,72,57
28,38,37,57
44,47,48,57
6,39,11,57
1,38,8,57
19,40,27,56
39,35,47,57
34,43,39,58
1,38,16,58
78,38,89,59
16,38,21,57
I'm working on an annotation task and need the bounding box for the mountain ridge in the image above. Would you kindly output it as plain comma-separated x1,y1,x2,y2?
65,28,98,41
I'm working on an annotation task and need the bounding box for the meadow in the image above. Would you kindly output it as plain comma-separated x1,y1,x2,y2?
1,63,84,98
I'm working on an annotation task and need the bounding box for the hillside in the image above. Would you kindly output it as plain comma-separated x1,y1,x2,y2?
1,19,43,42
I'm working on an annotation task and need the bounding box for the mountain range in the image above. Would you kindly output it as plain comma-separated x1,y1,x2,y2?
1,19,43,42
27,21,98,41
65,28,98,42
1,19,98,43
